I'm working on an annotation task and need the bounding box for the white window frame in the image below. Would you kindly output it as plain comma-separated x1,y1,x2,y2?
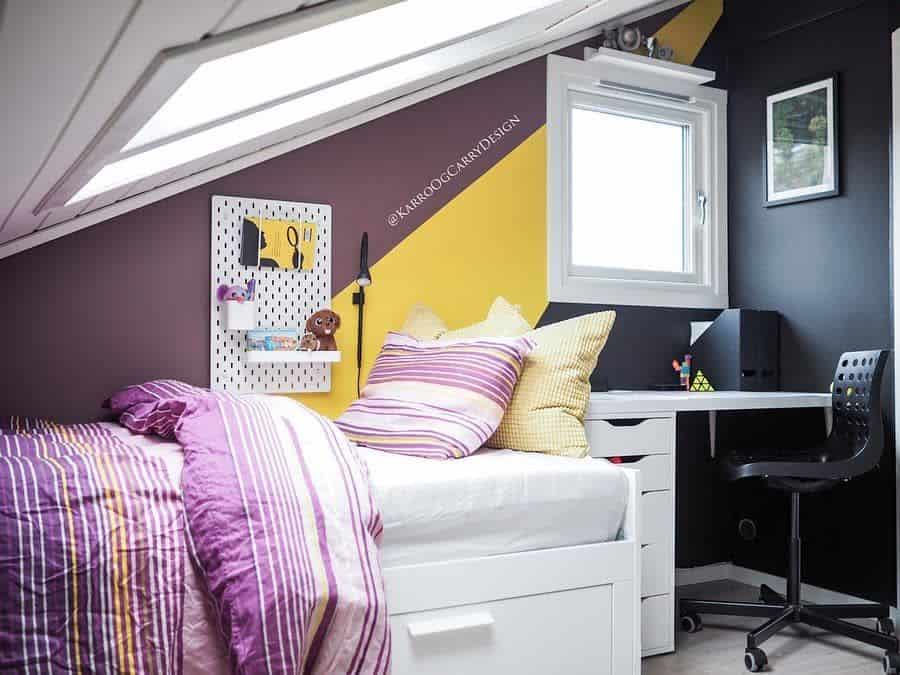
547,51,728,309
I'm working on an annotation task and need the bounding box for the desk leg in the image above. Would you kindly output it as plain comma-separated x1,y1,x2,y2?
824,406,833,437
709,410,717,459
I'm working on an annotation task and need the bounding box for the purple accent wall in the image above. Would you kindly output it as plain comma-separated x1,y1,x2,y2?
0,52,554,422
0,16,699,422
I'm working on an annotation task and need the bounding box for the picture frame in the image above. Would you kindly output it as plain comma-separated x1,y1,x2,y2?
765,74,839,207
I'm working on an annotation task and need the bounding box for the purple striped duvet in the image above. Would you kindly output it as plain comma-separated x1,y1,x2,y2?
175,392,389,674
2,385,389,675
0,423,185,673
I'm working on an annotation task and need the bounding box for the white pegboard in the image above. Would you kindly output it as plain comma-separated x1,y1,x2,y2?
210,195,332,393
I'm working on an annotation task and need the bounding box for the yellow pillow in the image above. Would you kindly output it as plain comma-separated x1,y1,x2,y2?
399,297,532,341
400,303,448,340
442,297,533,340
486,311,616,457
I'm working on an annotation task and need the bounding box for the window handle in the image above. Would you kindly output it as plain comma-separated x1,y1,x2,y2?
697,192,708,226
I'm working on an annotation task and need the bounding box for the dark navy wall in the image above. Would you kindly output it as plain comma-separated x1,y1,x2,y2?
724,0,895,604
538,304,720,390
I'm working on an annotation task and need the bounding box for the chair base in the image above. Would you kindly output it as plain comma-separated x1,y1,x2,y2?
681,584,900,671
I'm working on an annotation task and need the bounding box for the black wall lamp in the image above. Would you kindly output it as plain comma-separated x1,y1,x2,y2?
352,232,371,396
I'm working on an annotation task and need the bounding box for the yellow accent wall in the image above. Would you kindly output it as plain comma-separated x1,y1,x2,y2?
654,0,723,66
291,0,722,419
293,127,549,419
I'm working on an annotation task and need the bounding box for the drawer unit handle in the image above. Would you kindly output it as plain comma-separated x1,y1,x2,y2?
615,455,647,464
605,418,649,427
407,611,494,638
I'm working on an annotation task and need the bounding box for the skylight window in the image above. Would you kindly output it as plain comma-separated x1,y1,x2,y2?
59,0,581,208
125,0,561,151
69,59,426,203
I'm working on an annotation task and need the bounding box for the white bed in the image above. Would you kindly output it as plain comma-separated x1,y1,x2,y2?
372,447,641,675
362,446,629,567
103,424,641,675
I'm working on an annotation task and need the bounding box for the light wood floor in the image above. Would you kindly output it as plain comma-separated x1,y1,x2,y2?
643,580,887,674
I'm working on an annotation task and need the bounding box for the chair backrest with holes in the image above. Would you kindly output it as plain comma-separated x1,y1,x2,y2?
828,349,889,471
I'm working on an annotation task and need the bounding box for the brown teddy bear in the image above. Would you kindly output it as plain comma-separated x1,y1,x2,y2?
298,332,319,351
305,309,341,351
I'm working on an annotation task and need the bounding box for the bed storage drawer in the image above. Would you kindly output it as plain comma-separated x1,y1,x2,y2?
586,417,674,457
640,543,671,598
641,593,674,655
391,586,616,675
640,491,671,545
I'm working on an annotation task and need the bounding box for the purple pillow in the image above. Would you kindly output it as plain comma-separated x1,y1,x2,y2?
109,379,206,438
336,332,534,459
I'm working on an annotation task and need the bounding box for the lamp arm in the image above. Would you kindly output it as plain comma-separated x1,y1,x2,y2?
353,286,365,396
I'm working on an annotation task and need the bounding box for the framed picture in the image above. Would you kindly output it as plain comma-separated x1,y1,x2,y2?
765,74,839,207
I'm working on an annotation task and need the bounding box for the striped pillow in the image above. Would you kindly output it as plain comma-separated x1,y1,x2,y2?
336,332,534,459
108,379,206,438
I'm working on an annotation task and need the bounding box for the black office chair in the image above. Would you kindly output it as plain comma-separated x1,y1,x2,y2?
679,350,899,673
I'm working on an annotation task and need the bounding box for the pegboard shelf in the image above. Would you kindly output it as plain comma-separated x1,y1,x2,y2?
211,195,332,394
245,351,341,365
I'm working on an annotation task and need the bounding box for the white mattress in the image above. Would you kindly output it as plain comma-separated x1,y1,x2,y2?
101,423,629,569
360,446,629,568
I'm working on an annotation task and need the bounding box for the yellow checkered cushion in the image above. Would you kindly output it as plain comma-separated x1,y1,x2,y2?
400,297,533,340
486,311,616,457
399,299,615,457
442,297,533,340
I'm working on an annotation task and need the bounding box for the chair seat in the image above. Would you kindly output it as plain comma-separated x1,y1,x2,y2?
727,448,828,465
721,446,845,489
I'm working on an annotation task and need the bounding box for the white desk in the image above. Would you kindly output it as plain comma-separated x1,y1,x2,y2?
584,390,832,657
588,390,832,415
589,390,833,459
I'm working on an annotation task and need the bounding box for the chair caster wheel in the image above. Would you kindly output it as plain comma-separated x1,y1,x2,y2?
745,648,767,672
884,650,900,675
877,618,895,635
680,612,702,633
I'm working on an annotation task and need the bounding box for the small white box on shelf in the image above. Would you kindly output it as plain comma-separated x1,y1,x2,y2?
224,301,256,330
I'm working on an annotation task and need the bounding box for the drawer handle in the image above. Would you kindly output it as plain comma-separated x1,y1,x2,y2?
606,418,649,427
407,611,494,638
614,455,647,464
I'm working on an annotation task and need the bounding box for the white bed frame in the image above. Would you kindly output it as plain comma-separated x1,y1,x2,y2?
384,468,641,675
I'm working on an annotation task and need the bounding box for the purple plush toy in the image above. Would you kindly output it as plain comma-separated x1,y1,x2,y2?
216,283,251,303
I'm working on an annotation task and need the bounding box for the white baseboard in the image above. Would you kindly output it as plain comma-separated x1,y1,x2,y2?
676,563,897,614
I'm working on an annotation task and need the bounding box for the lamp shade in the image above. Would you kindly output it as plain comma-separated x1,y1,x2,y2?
356,232,371,287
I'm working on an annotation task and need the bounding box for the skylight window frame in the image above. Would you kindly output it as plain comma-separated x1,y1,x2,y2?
38,0,602,213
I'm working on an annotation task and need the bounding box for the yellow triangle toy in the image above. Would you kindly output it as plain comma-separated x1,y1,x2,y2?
691,369,715,392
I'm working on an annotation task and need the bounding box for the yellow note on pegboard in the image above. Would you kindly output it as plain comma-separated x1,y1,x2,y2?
242,217,317,270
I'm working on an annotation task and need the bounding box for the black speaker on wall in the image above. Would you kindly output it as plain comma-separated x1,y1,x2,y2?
691,309,780,391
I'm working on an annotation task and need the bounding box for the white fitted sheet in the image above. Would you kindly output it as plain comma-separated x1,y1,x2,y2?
360,446,629,568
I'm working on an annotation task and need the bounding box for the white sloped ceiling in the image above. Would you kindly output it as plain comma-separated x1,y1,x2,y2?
0,0,674,259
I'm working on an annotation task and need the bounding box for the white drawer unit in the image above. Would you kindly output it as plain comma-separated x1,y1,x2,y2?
586,416,674,456
391,586,617,675
641,593,675,656
641,543,672,598
593,453,672,492
587,408,676,658
641,491,671,545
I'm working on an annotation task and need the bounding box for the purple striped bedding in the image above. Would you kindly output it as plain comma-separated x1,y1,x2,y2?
336,332,534,459
1,383,389,675
0,425,185,673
